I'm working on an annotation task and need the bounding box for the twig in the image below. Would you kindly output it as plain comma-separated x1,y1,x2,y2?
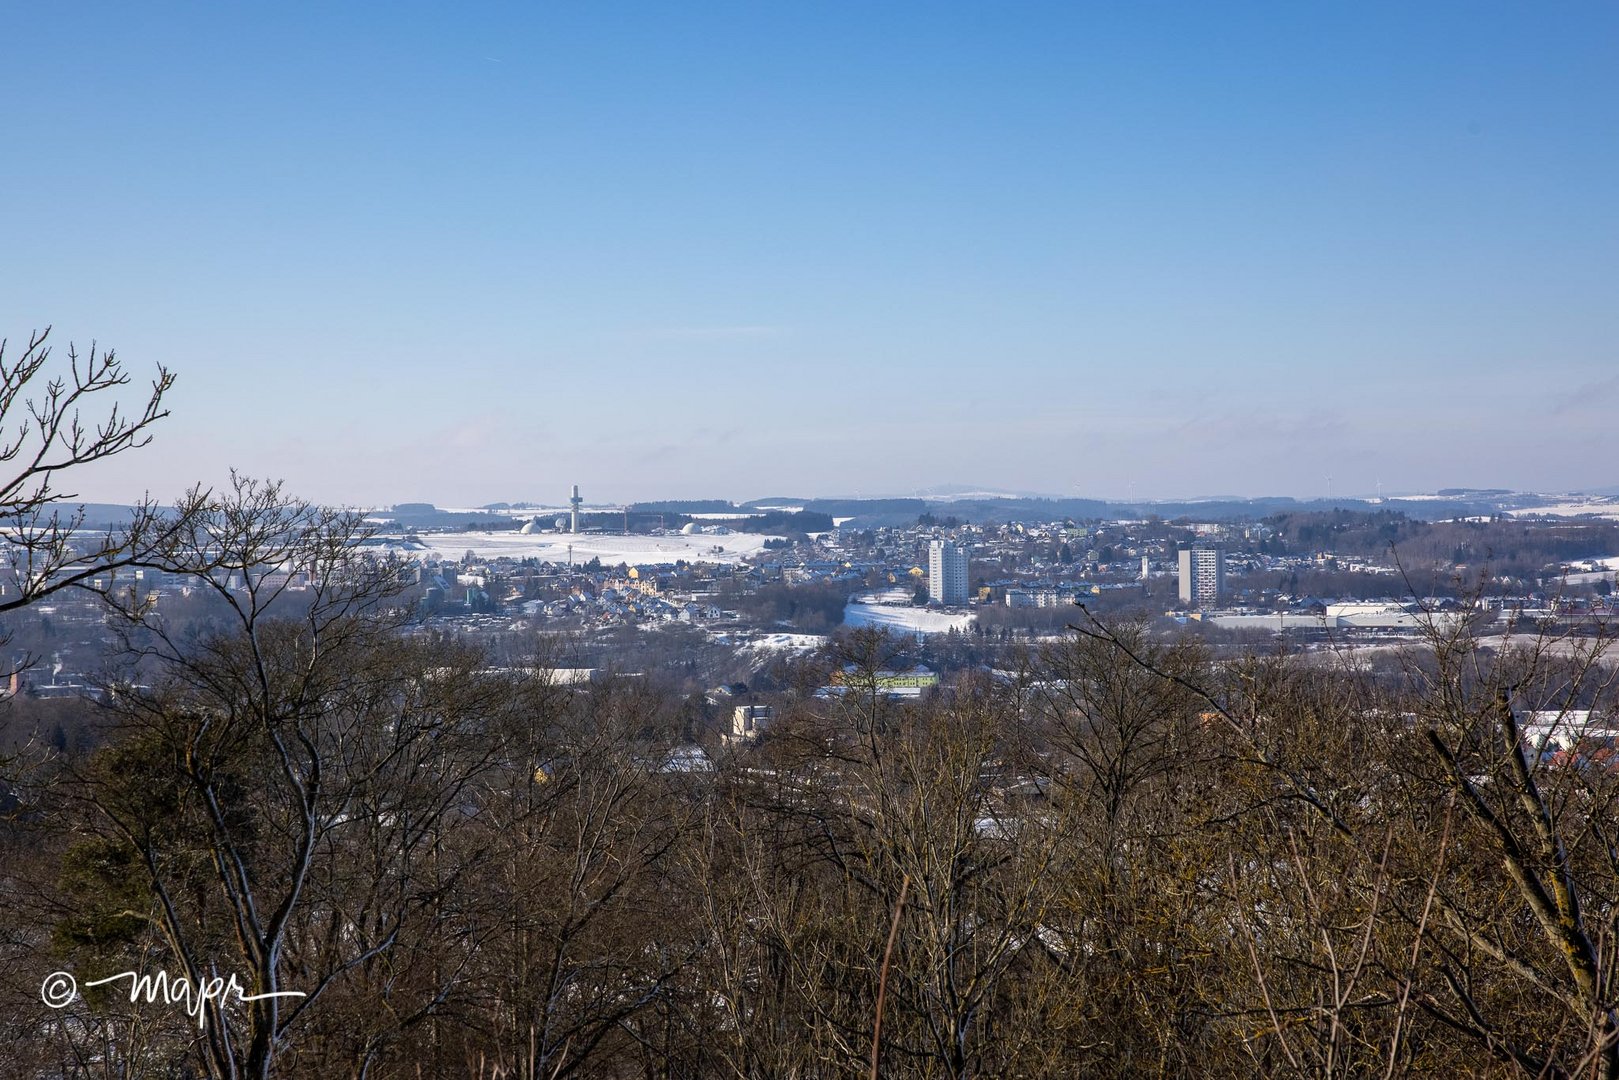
871,872,911,1080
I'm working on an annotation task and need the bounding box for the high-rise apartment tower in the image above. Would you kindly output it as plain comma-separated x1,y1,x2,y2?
1178,546,1224,607
928,540,970,605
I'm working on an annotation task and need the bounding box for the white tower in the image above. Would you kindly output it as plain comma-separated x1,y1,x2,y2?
570,484,583,534
928,540,969,605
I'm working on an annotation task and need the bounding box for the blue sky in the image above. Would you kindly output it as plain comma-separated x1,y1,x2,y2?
2,3,1615,506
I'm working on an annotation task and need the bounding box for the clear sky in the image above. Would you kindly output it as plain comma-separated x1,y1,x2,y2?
3,3,1615,507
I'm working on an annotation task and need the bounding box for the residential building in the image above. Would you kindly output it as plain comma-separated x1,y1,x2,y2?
928,540,969,605
1006,588,1062,608
729,704,773,743
1178,546,1224,607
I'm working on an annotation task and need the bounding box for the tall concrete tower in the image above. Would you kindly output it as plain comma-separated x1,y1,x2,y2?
570,485,583,533
928,540,969,605
1178,546,1225,607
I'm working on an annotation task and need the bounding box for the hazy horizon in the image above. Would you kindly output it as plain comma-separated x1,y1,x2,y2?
55,480,1619,515
5,3,1614,506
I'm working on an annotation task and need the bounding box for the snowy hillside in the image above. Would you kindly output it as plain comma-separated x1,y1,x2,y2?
370,530,775,566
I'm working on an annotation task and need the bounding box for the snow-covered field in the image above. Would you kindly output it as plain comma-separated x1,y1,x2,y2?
1473,635,1616,659
742,632,827,652
843,602,975,636
1557,555,1619,585
863,587,913,604
370,530,775,566
1510,498,1619,520
436,506,566,517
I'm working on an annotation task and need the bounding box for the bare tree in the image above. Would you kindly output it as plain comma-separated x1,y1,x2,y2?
1414,624,1619,1079
0,326,187,1074
463,674,700,1080
0,327,183,622
54,477,482,1079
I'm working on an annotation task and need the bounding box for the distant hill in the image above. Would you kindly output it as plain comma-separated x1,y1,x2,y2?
70,503,147,529
4,502,173,530
738,497,928,528
373,504,519,530
630,500,740,514
58,486,1619,534
913,483,1059,501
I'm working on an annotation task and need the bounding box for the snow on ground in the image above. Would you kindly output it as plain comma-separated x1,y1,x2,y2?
744,633,827,652
1473,635,1616,659
436,506,566,517
923,489,1029,501
863,587,913,604
1510,498,1619,520
1555,556,1619,585
844,602,975,636
371,530,775,566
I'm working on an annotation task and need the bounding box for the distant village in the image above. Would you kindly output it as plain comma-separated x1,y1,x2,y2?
9,488,1619,725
